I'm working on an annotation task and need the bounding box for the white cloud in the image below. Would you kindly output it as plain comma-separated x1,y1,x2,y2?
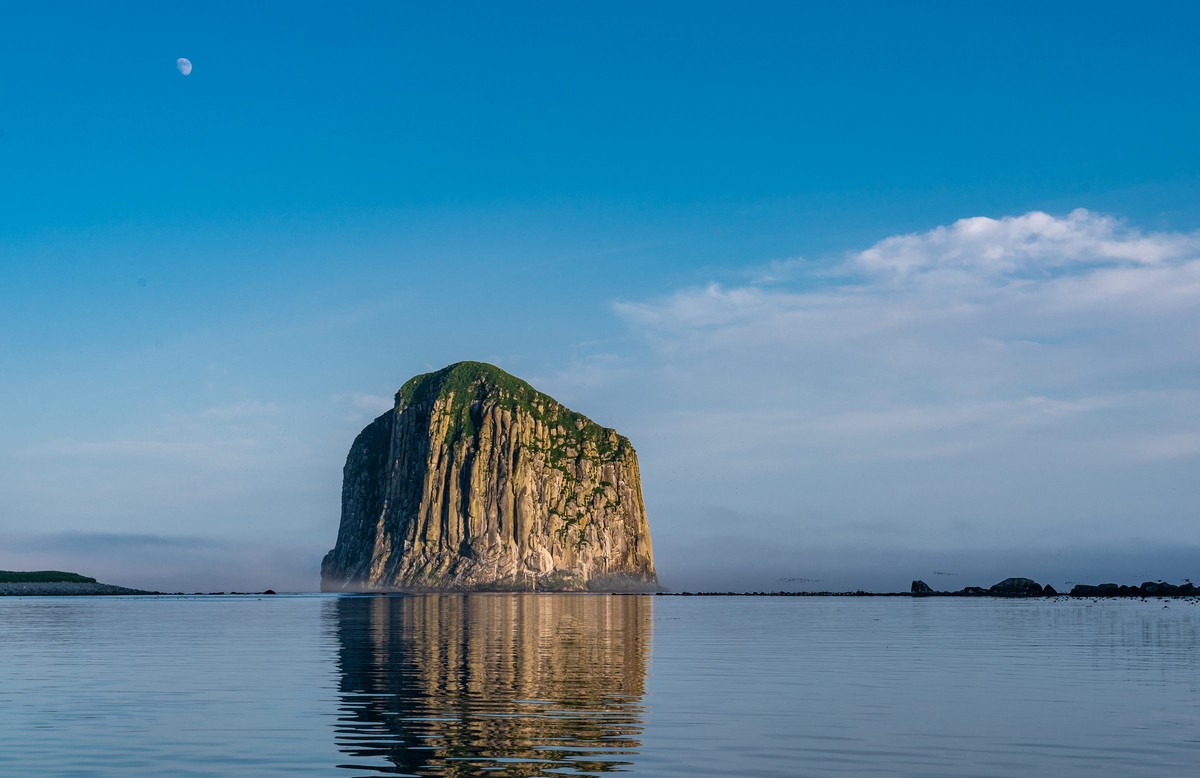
853,208,1200,277
615,210,1200,399
751,256,809,284
602,210,1200,577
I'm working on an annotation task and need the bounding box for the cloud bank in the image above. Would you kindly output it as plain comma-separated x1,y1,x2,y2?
604,210,1200,590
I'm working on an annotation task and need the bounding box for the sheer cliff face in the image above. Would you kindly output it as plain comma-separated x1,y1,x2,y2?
321,362,657,592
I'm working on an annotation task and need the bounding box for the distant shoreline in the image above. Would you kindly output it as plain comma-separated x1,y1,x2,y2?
0,581,156,596
661,576,1199,598
4,579,1196,599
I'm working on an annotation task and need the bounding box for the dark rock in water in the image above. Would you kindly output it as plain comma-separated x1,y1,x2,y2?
961,586,988,596
261,589,277,595
321,361,658,592
1042,584,1058,596
989,577,1044,596
911,580,933,596
1069,580,1197,597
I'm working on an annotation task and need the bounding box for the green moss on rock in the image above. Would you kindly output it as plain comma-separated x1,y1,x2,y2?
396,361,629,461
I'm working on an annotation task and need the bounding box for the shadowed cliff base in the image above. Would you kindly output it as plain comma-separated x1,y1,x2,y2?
322,362,658,593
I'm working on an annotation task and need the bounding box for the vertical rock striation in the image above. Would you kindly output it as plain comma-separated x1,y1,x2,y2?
321,362,658,592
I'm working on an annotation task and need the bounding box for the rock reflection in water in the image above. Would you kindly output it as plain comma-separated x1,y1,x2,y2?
331,593,651,776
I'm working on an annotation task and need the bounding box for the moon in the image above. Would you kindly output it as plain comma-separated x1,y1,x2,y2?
176,58,192,76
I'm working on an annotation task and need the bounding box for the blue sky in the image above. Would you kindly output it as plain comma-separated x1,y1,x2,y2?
2,2,1199,591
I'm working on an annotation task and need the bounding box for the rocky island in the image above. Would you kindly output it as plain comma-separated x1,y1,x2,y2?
909,577,1198,598
0,570,151,596
321,362,658,592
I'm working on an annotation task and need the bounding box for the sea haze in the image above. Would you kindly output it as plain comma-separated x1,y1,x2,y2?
1,593,1198,776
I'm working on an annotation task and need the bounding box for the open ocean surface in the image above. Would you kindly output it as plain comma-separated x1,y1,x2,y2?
1,593,1198,777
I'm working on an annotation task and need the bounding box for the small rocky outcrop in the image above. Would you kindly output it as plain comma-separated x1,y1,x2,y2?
910,578,1052,597
989,577,1044,596
910,576,1196,598
321,362,658,592
911,580,933,596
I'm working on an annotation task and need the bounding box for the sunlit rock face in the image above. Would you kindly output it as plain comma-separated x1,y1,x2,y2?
321,362,658,592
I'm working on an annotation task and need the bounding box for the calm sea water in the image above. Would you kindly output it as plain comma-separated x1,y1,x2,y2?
1,593,1198,777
